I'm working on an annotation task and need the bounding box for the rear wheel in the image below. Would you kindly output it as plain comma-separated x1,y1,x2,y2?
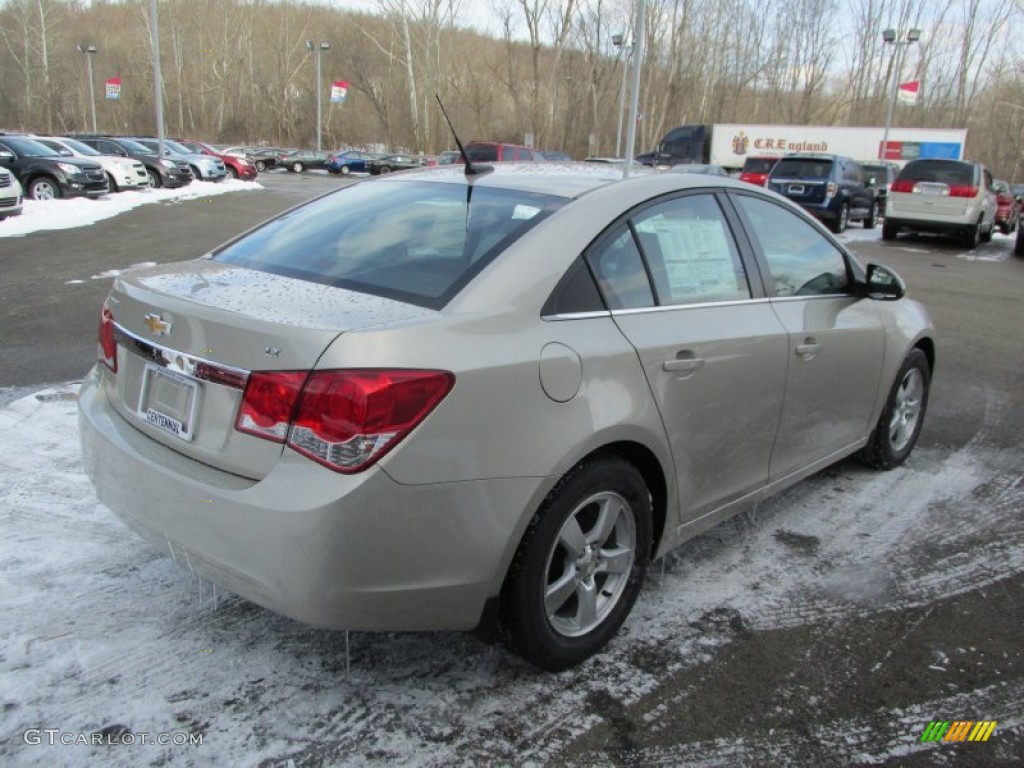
28,177,61,200
340,165,350,175
291,162,304,173
830,203,849,234
963,219,981,249
501,456,652,671
980,218,994,243
255,160,266,172
863,201,878,229
380,166,392,174
859,348,930,470
882,219,899,241
1016,225,1024,257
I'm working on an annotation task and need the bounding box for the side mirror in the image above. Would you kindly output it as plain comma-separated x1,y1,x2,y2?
865,263,906,301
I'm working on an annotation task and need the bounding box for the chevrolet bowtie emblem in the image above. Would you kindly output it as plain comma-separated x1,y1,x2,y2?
143,312,172,336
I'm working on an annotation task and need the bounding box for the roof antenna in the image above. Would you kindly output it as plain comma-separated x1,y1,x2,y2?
436,95,493,178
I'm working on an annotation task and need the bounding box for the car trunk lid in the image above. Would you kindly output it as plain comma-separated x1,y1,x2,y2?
101,260,435,479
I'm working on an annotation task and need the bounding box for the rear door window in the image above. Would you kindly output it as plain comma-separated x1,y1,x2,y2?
771,158,833,179
899,160,974,185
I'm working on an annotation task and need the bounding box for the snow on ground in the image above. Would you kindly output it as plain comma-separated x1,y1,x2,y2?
0,179,263,238
0,382,1021,766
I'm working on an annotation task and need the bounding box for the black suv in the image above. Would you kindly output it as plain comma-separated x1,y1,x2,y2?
74,136,192,189
0,134,108,200
766,153,879,233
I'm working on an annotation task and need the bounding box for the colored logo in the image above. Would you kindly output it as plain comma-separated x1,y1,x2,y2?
920,721,997,742
143,313,172,337
731,131,749,156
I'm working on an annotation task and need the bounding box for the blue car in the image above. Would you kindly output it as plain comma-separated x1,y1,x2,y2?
327,150,380,176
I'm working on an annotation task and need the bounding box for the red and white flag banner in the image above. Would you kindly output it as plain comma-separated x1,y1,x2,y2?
897,81,920,106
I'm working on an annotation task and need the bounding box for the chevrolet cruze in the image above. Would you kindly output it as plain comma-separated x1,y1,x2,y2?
79,164,935,670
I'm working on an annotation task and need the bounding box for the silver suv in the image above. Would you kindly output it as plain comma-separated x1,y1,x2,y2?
883,159,996,248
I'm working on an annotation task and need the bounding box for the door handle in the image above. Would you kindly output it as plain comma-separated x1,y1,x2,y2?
663,353,705,373
796,340,822,358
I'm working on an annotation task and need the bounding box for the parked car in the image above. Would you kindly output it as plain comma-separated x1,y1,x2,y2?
33,135,149,192
541,150,573,162
172,138,258,181
218,146,253,158
883,159,997,248
366,153,431,174
79,164,934,671
0,134,108,200
669,163,730,176
992,179,1019,235
0,168,24,219
860,161,901,206
246,147,289,172
76,136,192,189
766,153,879,233
132,138,227,182
634,151,657,166
278,149,332,173
1011,183,1024,202
738,156,778,186
326,150,380,175
461,142,544,163
435,150,461,166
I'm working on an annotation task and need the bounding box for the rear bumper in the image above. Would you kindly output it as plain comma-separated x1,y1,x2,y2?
884,216,975,234
78,370,544,631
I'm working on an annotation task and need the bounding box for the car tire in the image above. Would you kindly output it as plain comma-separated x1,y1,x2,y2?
228,166,239,179
380,166,392,174
292,162,304,173
881,219,899,241
340,165,350,176
980,219,993,243
863,201,878,229
501,455,652,671
255,160,266,172
1016,225,1024,257
859,348,930,470
28,177,62,201
146,169,162,188
831,203,849,234
963,219,981,249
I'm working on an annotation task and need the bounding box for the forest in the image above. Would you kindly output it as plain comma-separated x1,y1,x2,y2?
1,0,1022,179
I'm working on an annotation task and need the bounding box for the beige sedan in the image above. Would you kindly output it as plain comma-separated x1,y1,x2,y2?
79,164,935,670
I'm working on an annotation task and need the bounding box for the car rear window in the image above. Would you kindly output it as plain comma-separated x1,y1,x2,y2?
213,180,566,310
898,160,974,185
465,145,498,162
742,158,777,173
770,158,833,179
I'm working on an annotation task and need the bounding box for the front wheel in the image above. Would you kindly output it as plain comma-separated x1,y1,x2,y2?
28,177,62,200
228,166,239,179
255,160,266,171
859,348,930,470
340,165,350,175
146,169,162,188
106,173,120,193
830,203,849,234
501,456,652,671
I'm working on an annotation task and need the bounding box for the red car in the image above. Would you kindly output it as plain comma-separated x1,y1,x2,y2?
172,138,258,181
993,179,1019,235
738,156,778,186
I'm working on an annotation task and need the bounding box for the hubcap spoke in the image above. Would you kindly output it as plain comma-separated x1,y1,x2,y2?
544,566,578,616
574,580,598,630
558,517,587,558
590,496,623,548
598,545,633,575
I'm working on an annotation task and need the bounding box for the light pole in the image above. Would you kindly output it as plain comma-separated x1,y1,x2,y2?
306,40,330,152
612,34,632,159
881,28,921,162
77,44,98,133
622,0,647,178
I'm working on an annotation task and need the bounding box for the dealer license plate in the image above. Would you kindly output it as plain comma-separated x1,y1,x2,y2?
138,364,200,442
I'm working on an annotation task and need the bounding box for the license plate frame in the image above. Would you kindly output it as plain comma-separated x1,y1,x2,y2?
787,184,805,195
138,364,200,442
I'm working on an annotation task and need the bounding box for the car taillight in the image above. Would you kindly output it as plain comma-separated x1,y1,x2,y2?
996,192,1012,204
891,179,916,194
826,182,837,197
948,185,978,198
98,304,117,373
235,371,308,442
236,369,454,473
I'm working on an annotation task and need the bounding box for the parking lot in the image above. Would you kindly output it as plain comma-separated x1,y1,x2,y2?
1,172,1021,767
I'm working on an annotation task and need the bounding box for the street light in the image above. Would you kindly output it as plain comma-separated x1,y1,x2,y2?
305,40,330,152
881,28,921,162
77,43,98,134
612,33,632,159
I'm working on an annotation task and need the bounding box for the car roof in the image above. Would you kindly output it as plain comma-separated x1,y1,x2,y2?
365,161,754,200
